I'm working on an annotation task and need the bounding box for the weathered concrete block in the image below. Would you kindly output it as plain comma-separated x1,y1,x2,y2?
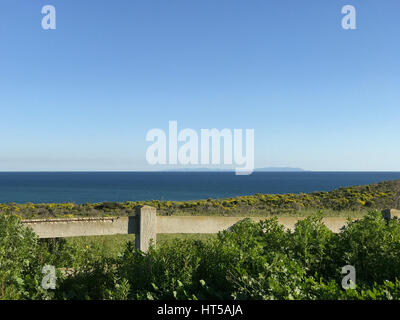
22,217,137,238
135,205,157,252
382,209,400,221
156,216,351,234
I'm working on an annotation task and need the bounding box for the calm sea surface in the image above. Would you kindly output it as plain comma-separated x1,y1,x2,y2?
0,172,399,203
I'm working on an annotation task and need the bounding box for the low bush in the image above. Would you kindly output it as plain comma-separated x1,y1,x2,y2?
0,213,52,299
2,210,400,300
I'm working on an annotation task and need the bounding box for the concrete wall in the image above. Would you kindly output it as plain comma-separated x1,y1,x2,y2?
22,215,356,240
23,207,392,252
156,216,353,234
22,216,138,238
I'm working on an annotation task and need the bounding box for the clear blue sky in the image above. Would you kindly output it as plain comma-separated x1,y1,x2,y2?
0,0,399,171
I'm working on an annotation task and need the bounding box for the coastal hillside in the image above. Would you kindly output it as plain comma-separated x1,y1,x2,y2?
3,179,400,219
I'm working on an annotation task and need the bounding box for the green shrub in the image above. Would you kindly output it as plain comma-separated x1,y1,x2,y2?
289,213,339,280
338,211,400,285
3,210,400,300
117,240,202,300
0,213,51,299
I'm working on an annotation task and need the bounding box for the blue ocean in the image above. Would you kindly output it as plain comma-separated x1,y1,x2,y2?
0,172,400,204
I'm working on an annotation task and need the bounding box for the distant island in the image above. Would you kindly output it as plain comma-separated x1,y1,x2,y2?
165,167,306,172
255,167,306,172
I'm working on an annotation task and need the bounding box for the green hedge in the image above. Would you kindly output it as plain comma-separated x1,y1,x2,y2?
2,210,400,300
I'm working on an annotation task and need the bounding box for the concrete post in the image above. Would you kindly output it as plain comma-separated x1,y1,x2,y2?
382,209,400,221
135,205,157,252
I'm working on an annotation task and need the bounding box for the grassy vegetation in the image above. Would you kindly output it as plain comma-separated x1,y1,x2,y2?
3,210,400,300
3,179,400,219
63,233,216,259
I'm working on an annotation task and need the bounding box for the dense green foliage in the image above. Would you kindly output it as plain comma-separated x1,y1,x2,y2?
1,210,400,300
0,214,51,299
2,179,400,219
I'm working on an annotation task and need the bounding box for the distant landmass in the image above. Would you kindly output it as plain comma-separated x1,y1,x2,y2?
255,167,306,172
165,167,306,172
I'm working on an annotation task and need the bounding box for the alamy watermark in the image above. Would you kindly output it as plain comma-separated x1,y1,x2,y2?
342,5,356,30
41,264,57,290
145,121,254,175
39,4,356,31
41,5,56,30
341,265,356,290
